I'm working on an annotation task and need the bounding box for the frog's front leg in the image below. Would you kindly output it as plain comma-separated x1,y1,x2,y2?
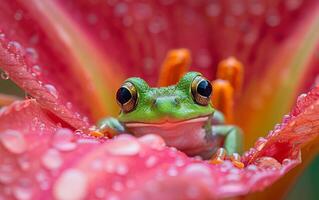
211,125,244,168
91,117,125,138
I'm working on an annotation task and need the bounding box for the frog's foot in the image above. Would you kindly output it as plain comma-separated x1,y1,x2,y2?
209,147,227,164
89,127,118,138
90,117,125,138
230,153,245,169
209,148,245,169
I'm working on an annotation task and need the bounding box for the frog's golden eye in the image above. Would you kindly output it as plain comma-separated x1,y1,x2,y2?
191,76,212,106
116,82,137,113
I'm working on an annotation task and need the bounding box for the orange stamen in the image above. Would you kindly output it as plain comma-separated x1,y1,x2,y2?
216,57,244,97
210,147,227,164
157,49,191,87
211,79,234,123
0,94,21,106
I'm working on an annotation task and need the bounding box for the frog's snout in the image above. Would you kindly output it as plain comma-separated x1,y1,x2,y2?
153,96,180,115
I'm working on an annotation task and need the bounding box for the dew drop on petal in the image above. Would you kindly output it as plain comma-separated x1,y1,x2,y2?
18,156,31,171
167,166,178,176
253,157,281,170
52,128,77,151
138,134,166,150
145,156,158,168
183,163,211,177
44,84,58,99
106,137,141,156
41,149,63,170
31,65,42,76
112,181,124,191
7,41,22,54
116,163,129,175
66,102,73,109
0,71,9,80
24,48,38,64
0,164,16,184
13,185,33,200
0,130,27,154
95,187,106,199
254,137,267,151
53,169,88,200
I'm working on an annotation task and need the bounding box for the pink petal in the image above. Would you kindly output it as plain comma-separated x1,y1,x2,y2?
0,97,317,199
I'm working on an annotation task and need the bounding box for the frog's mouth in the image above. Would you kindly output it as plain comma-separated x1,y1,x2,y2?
125,116,211,151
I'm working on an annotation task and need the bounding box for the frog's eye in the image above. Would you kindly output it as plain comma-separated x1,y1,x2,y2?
116,82,138,113
191,76,212,106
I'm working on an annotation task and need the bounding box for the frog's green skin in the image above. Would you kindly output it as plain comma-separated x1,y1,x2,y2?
98,72,243,159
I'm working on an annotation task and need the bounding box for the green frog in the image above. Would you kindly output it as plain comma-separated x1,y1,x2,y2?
97,72,243,160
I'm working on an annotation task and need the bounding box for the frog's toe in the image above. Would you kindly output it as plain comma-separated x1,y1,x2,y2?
230,153,245,169
89,127,118,138
209,147,227,165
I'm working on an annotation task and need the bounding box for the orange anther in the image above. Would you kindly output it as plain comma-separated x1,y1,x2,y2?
157,49,191,87
210,148,227,165
230,153,245,168
211,79,234,123
216,57,244,97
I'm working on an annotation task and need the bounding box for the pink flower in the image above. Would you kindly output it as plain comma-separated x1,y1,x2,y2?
0,1,319,199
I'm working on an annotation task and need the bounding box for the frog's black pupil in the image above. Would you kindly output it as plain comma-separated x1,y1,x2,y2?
197,80,212,97
116,87,132,104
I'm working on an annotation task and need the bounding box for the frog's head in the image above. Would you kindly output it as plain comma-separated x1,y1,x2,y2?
116,72,214,123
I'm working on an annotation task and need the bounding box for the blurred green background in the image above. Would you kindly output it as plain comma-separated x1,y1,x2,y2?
0,72,318,199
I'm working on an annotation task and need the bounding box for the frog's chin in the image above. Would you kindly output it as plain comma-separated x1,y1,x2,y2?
125,116,211,152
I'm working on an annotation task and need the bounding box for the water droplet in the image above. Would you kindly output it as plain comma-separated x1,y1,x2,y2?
114,2,128,16
66,102,73,109
116,163,129,175
90,159,103,170
206,3,221,17
13,185,33,200
0,130,27,154
138,134,165,150
0,164,16,184
44,84,58,99
0,33,5,42
254,137,267,151
106,137,141,156
183,163,211,177
0,71,9,80
167,166,178,176
293,125,312,134
87,13,98,25
246,164,258,171
53,169,88,200
112,181,124,191
282,158,292,165
7,41,22,54
253,157,281,170
285,0,303,10
266,10,281,27
42,149,63,170
24,48,38,64
52,128,77,151
145,156,158,168
148,17,166,34
31,65,41,76
95,187,106,198
18,156,31,171
14,10,23,21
